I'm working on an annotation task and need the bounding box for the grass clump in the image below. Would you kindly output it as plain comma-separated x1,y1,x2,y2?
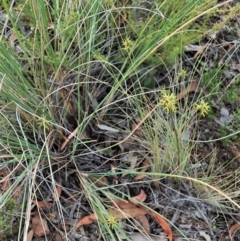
1,0,240,240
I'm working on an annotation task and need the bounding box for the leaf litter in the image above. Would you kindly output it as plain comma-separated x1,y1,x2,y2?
32,212,50,237
1,1,240,240
75,189,173,241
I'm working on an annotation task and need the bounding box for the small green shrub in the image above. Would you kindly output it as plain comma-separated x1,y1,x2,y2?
0,198,18,238
225,77,240,103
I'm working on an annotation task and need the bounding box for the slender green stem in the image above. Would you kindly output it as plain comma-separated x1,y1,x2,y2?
171,114,181,168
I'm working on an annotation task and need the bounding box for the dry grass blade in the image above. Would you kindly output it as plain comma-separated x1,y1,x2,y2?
61,127,79,150
53,180,62,202
87,176,109,187
61,127,89,150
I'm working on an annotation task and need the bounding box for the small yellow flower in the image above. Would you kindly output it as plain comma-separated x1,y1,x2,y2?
195,100,211,117
178,69,187,79
122,37,134,52
106,214,118,228
36,115,52,130
159,90,177,114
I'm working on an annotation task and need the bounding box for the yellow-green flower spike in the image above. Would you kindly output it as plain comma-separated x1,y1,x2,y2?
36,115,52,130
195,100,211,117
178,69,187,79
106,214,118,229
122,37,134,52
159,90,177,114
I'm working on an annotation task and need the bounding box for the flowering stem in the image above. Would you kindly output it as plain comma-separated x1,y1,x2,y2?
171,114,181,167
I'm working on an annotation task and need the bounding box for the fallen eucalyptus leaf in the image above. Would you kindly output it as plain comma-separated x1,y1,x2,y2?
150,211,173,241
229,223,240,239
177,80,199,100
109,207,147,219
32,213,50,237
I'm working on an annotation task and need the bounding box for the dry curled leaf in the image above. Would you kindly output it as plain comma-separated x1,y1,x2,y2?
199,231,211,241
113,189,146,209
129,189,147,204
75,213,97,230
218,235,224,241
0,168,12,191
32,200,54,208
135,215,151,234
112,199,136,209
150,211,173,241
54,232,65,241
0,178,12,191
134,160,151,181
177,80,199,100
229,223,240,240
76,190,147,230
109,206,147,219
193,45,206,58
32,213,50,237
227,143,240,163
75,188,172,241
12,185,22,198
0,168,8,175
26,229,33,241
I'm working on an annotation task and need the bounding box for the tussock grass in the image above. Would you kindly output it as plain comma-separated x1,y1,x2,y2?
0,0,240,240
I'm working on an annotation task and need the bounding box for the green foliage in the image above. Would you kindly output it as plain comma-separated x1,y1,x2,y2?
200,67,223,91
201,69,239,146
1,1,240,240
232,109,240,133
1,0,235,89
219,108,240,146
0,198,18,238
225,77,240,103
120,0,217,66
